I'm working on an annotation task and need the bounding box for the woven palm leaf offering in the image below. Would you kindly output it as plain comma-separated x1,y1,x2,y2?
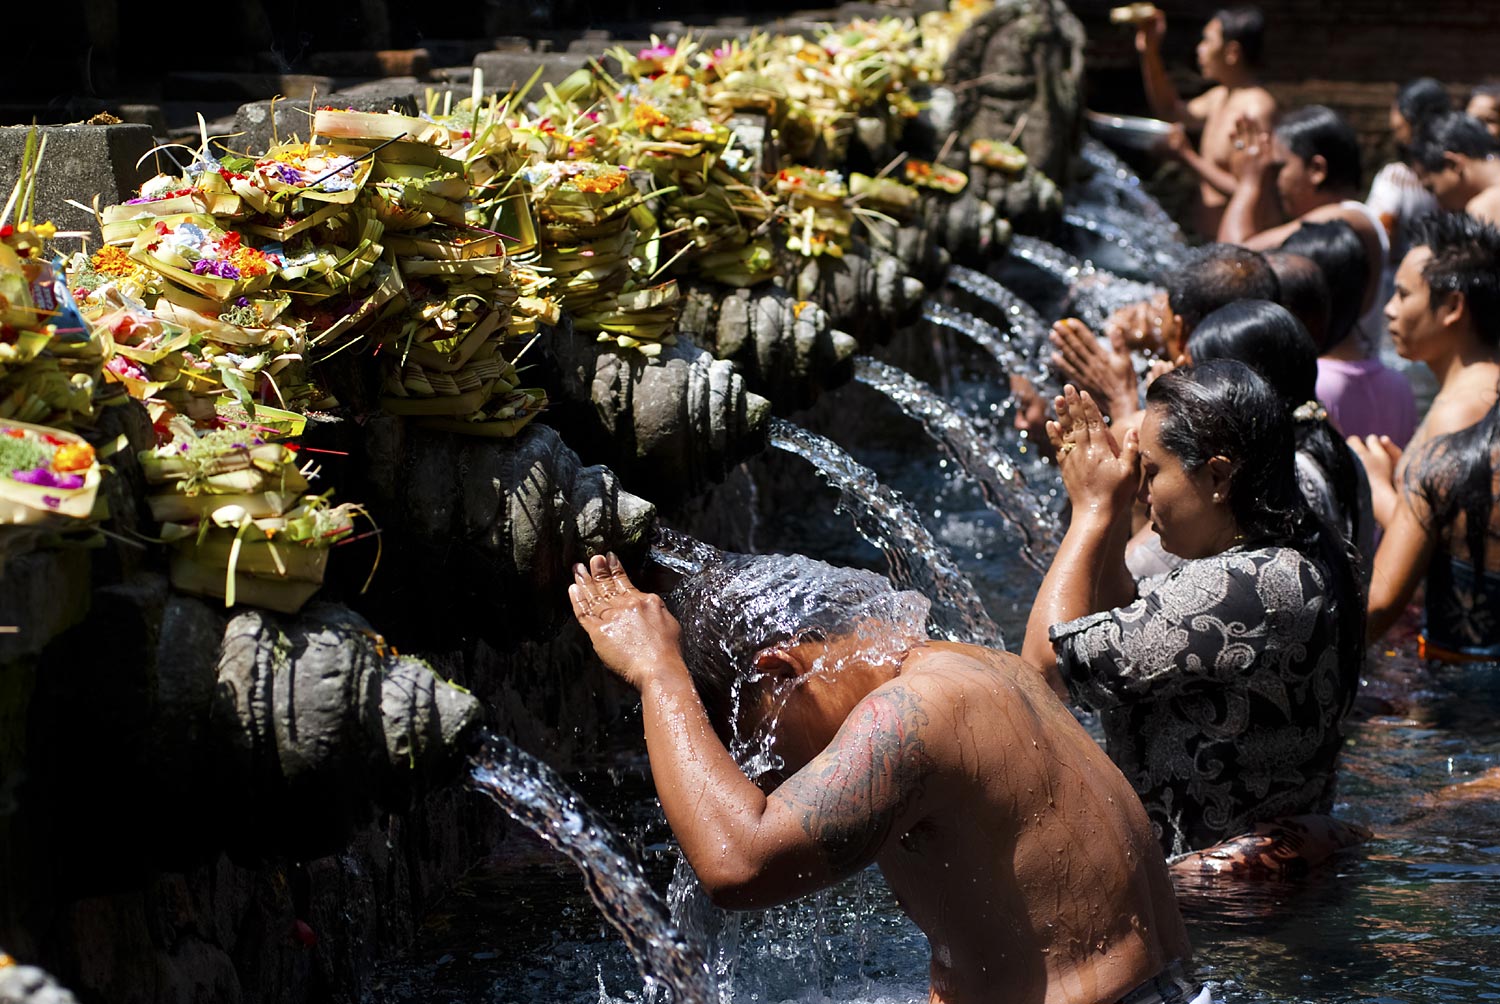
774,166,855,258
1,143,108,432
143,418,364,613
0,420,102,528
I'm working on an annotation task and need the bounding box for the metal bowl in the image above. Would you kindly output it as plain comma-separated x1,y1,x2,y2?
1085,110,1174,153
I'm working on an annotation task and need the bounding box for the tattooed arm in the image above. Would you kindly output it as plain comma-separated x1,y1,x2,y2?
638,675,937,910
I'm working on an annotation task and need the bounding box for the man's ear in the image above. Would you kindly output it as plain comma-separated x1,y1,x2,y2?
752,646,801,680
1436,288,1468,330
1223,39,1242,67
1308,154,1329,189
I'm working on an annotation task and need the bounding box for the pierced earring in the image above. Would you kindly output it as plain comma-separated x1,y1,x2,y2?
1212,493,1222,502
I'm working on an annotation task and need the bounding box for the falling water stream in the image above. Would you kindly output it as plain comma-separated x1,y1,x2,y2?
944,264,1050,375
852,355,1060,570
768,417,1001,646
467,731,712,1004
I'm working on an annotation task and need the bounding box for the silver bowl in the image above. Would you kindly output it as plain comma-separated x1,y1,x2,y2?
1085,110,1174,153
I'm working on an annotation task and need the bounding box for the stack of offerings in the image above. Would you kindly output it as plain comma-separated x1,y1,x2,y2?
0,173,107,431
142,417,360,613
523,159,681,357
82,135,392,417
606,75,777,290
314,107,550,435
773,166,856,258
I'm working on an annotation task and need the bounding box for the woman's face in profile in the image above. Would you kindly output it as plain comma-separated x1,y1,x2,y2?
1137,406,1228,559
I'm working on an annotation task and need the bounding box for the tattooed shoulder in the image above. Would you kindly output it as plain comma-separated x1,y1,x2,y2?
774,683,936,874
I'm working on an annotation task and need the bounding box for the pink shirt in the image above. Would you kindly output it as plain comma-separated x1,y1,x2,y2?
1316,357,1418,447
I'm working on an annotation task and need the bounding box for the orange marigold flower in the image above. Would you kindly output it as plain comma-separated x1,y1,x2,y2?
633,103,671,131
51,441,96,473
90,245,136,277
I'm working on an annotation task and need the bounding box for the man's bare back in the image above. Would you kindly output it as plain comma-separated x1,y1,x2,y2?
870,645,1189,1003
568,553,1189,1004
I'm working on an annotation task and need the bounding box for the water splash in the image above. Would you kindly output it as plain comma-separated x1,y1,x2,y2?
650,525,726,576
853,356,1060,571
769,417,1002,646
468,731,713,1003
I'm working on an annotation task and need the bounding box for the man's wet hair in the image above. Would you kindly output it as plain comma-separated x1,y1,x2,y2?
1168,244,1281,333
1275,106,1363,192
1277,220,1371,352
1407,212,1500,347
1264,251,1333,352
664,553,929,733
1213,6,1265,67
1396,78,1452,132
1409,112,1500,173
1472,82,1500,103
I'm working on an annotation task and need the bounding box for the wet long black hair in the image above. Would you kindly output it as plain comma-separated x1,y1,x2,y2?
1187,299,1366,553
1146,360,1365,704
1278,219,1371,353
1276,106,1363,192
1408,405,1500,572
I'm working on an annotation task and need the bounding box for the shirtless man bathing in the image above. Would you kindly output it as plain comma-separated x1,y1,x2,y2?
1134,5,1276,237
569,550,1202,1004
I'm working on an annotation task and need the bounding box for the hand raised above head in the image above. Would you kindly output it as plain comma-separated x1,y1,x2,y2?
1047,385,1141,519
569,553,685,691
1134,8,1167,54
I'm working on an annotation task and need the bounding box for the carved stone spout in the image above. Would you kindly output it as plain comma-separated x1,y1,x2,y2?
359,417,657,637
676,283,859,410
546,320,771,499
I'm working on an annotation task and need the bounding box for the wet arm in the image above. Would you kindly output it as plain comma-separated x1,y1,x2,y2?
1140,35,1190,124
1022,506,1134,697
1175,143,1241,198
1218,177,1288,245
639,674,929,909
1367,493,1435,643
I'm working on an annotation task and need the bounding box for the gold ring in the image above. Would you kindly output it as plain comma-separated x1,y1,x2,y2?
1058,441,1077,456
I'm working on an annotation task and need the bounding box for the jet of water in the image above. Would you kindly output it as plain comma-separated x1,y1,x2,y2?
769,417,1003,647
1073,138,1183,237
944,265,1051,374
852,356,1061,571
469,731,714,1003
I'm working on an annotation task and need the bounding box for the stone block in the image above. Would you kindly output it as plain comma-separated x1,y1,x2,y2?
471,50,589,94
114,104,167,137
164,72,335,102
304,49,432,79
0,123,155,240
223,92,420,156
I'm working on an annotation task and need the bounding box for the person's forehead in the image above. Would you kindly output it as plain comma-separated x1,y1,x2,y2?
1397,247,1433,282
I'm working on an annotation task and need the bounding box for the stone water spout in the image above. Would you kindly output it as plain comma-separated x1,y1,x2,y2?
675,284,859,411
360,417,657,638
546,321,771,499
778,242,927,339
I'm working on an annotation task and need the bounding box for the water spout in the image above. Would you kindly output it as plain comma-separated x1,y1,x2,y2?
769,417,1002,647
469,731,713,1004
852,356,1061,572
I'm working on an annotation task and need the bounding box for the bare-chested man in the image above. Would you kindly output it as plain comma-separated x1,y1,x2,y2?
569,551,1199,1004
1135,5,1277,237
1409,111,1500,226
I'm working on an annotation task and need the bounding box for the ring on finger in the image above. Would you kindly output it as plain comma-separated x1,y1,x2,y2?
1057,441,1077,456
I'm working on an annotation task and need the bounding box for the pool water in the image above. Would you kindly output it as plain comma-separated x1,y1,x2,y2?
365,641,1500,1004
